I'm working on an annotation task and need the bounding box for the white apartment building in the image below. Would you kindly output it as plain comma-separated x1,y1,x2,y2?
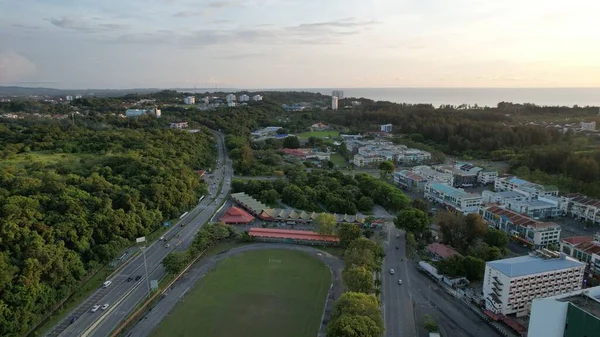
479,205,561,248
203,96,210,104
332,90,344,99
412,166,454,186
353,154,386,167
65,95,73,101
252,95,263,101
227,101,236,107
483,251,585,316
239,94,250,102
580,121,596,131
561,193,600,224
184,96,195,105
494,177,559,198
478,170,498,185
226,94,236,102
380,124,392,133
331,96,339,110
424,182,482,214
482,190,561,219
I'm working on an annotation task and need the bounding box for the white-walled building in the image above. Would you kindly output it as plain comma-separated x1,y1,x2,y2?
184,96,196,105
252,95,263,101
65,95,73,101
239,94,250,102
227,101,236,107
561,193,600,224
483,251,585,316
482,190,561,219
380,124,392,133
169,122,188,129
560,234,600,275
580,121,596,131
528,288,600,337
203,96,210,104
479,205,562,248
394,170,428,191
332,90,344,99
412,166,454,186
331,96,338,110
494,176,559,198
424,182,482,214
125,108,161,118
352,144,431,167
226,94,236,102
478,169,498,185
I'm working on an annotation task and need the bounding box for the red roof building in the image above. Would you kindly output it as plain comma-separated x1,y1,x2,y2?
220,206,255,224
249,228,339,244
426,243,459,260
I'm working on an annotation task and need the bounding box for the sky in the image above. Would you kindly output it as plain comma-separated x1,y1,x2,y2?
0,0,599,89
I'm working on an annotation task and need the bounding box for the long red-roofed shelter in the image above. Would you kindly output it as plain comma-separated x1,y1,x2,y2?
220,206,255,224
249,228,339,246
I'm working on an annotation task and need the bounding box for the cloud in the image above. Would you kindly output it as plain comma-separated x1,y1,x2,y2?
218,53,267,59
0,51,36,83
208,0,243,8
49,17,129,33
173,10,207,18
12,24,42,30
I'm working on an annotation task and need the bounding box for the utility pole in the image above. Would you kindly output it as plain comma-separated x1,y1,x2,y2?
136,236,151,296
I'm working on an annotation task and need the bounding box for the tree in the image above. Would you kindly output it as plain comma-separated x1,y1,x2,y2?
276,128,289,135
485,228,509,249
463,256,486,281
330,292,383,336
378,161,394,179
283,136,300,149
162,252,187,274
326,314,382,337
436,255,465,277
463,213,488,247
423,314,439,332
410,198,429,213
394,208,429,236
469,243,503,261
344,248,377,271
315,213,336,236
343,267,374,294
338,223,362,248
258,188,279,204
348,238,385,260
356,196,374,212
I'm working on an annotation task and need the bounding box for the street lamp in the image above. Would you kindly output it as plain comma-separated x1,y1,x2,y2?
136,236,151,296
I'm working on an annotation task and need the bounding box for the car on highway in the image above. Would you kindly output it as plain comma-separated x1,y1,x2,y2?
102,280,112,288
126,277,133,282
91,305,100,313
396,234,400,238
70,316,78,324
160,236,165,241
135,275,142,281
398,279,403,285
165,244,171,248
101,303,109,310
390,269,395,275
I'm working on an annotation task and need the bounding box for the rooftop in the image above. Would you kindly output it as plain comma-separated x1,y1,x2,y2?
248,228,339,242
558,294,600,320
395,170,427,182
504,176,558,192
487,254,585,278
483,205,560,229
426,243,459,259
564,193,600,208
428,182,481,199
220,206,255,224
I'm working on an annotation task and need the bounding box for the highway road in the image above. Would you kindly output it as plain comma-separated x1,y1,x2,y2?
43,131,233,337
122,243,344,337
383,227,418,337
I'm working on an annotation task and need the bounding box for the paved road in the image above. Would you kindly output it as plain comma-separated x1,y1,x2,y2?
43,131,232,337
384,227,418,337
122,243,344,337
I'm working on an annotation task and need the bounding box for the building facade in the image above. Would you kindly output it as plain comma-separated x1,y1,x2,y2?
252,94,263,101
479,205,561,248
561,193,600,224
331,96,338,110
239,94,250,102
412,165,454,186
478,169,498,185
332,90,344,99
380,124,392,133
483,252,586,316
560,235,600,275
494,176,559,198
393,170,428,191
184,96,195,105
580,121,596,131
125,108,161,118
424,182,482,214
226,94,236,102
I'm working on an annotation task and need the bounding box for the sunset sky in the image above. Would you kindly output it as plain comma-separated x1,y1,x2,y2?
1,0,599,89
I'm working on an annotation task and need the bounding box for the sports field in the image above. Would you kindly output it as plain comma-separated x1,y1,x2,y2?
296,131,340,139
152,249,332,337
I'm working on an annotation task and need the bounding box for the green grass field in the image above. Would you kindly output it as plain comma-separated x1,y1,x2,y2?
297,131,340,139
152,249,331,337
329,153,348,167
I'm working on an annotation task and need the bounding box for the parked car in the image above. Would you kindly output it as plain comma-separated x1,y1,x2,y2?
390,269,395,275
91,305,100,313
101,303,109,310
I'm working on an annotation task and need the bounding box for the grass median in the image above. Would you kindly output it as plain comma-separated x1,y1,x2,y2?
152,249,331,337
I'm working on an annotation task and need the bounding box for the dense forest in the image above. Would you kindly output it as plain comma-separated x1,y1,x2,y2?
0,120,215,336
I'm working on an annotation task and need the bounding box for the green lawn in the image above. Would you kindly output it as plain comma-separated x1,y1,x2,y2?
152,249,331,337
329,153,348,167
296,131,340,139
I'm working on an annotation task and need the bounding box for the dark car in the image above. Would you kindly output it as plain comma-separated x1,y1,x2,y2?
70,316,78,324
126,277,132,282
135,275,142,281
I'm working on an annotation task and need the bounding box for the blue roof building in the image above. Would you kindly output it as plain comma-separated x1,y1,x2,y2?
424,182,482,214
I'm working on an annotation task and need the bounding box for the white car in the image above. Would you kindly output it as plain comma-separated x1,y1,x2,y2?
91,305,100,313
390,269,395,275
101,303,109,310
398,279,403,285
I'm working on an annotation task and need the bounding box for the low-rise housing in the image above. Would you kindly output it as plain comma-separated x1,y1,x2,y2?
436,163,482,187
424,182,482,214
412,166,454,186
250,126,293,141
483,250,585,316
561,193,600,224
393,170,428,191
560,234,600,275
482,190,561,219
479,205,561,248
125,108,161,118
426,243,459,261
353,143,431,167
311,122,329,130
380,124,392,133
580,121,596,131
494,176,559,198
281,148,330,161
170,122,188,129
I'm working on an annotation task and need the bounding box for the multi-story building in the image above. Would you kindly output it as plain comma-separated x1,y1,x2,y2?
478,169,498,185
393,170,428,191
482,190,561,219
412,166,454,186
352,144,431,167
227,101,236,107
380,124,392,133
183,96,195,105
226,94,236,102
331,96,338,110
528,288,600,337
494,176,559,198
424,182,482,214
203,96,210,104
479,205,561,248
436,163,482,187
252,94,263,101
483,251,586,316
239,94,250,102
580,121,596,131
65,95,73,101
561,193,600,224
560,234,600,275
125,108,161,118
482,190,529,204
332,90,344,99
